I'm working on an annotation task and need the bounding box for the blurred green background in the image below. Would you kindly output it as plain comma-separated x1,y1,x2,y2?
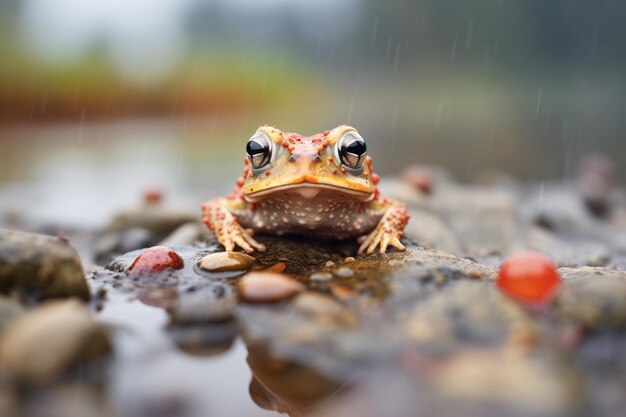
1,0,625,226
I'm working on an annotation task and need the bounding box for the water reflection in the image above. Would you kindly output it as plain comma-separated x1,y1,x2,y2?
246,343,348,417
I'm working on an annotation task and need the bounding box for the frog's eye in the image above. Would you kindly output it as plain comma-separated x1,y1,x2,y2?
246,131,273,169
337,130,367,170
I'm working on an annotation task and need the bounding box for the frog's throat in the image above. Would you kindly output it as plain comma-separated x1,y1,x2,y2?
244,183,374,203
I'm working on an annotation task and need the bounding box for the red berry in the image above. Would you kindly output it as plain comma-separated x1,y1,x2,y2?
128,246,184,275
497,251,561,304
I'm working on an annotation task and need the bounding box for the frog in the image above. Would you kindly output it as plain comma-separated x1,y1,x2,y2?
201,125,410,254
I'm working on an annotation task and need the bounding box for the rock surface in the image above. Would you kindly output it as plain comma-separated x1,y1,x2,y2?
0,229,89,301
0,300,111,385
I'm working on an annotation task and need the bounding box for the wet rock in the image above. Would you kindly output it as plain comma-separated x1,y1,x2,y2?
0,300,111,386
237,272,305,303
198,252,255,273
434,186,522,258
128,246,184,275
557,267,626,330
577,154,618,218
293,292,346,318
0,229,89,301
158,222,207,247
347,245,495,282
526,226,611,268
527,187,594,233
404,208,462,254
93,227,153,265
108,202,195,242
292,292,357,328
405,280,531,347
436,349,581,416
168,286,236,324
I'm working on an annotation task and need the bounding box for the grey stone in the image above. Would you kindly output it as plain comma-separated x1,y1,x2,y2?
0,229,89,301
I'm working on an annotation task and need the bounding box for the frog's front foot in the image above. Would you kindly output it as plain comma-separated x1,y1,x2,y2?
358,202,408,255
202,199,266,253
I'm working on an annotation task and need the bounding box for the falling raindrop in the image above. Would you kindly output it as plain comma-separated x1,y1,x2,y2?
536,87,543,114
435,101,444,129
465,19,474,49
393,43,400,72
346,98,354,125
450,36,458,62
371,18,378,44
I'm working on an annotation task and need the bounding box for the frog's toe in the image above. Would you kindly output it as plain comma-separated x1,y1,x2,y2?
220,238,235,252
390,236,406,252
378,234,391,254
357,233,376,255
242,230,266,252
233,235,255,253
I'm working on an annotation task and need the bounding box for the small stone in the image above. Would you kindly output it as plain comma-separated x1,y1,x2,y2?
403,165,434,193
168,288,236,324
310,272,333,281
0,229,89,301
108,204,196,242
0,300,111,386
334,267,354,278
294,292,345,316
325,260,335,268
343,257,355,264
198,252,255,273
128,246,184,275
159,222,206,247
237,272,305,303
497,251,561,305
265,262,286,273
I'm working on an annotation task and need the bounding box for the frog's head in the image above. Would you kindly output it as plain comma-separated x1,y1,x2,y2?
240,125,377,203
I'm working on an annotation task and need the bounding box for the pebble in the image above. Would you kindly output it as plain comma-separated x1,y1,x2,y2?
159,222,206,247
334,267,354,278
343,257,355,263
325,260,335,268
0,229,89,301
128,246,184,275
265,262,287,273
237,272,305,303
497,251,561,305
402,165,434,193
198,252,255,273
108,204,196,242
310,272,333,281
168,288,236,324
0,300,111,386
294,292,345,316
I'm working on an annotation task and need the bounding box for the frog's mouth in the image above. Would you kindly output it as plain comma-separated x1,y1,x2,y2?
244,183,374,203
